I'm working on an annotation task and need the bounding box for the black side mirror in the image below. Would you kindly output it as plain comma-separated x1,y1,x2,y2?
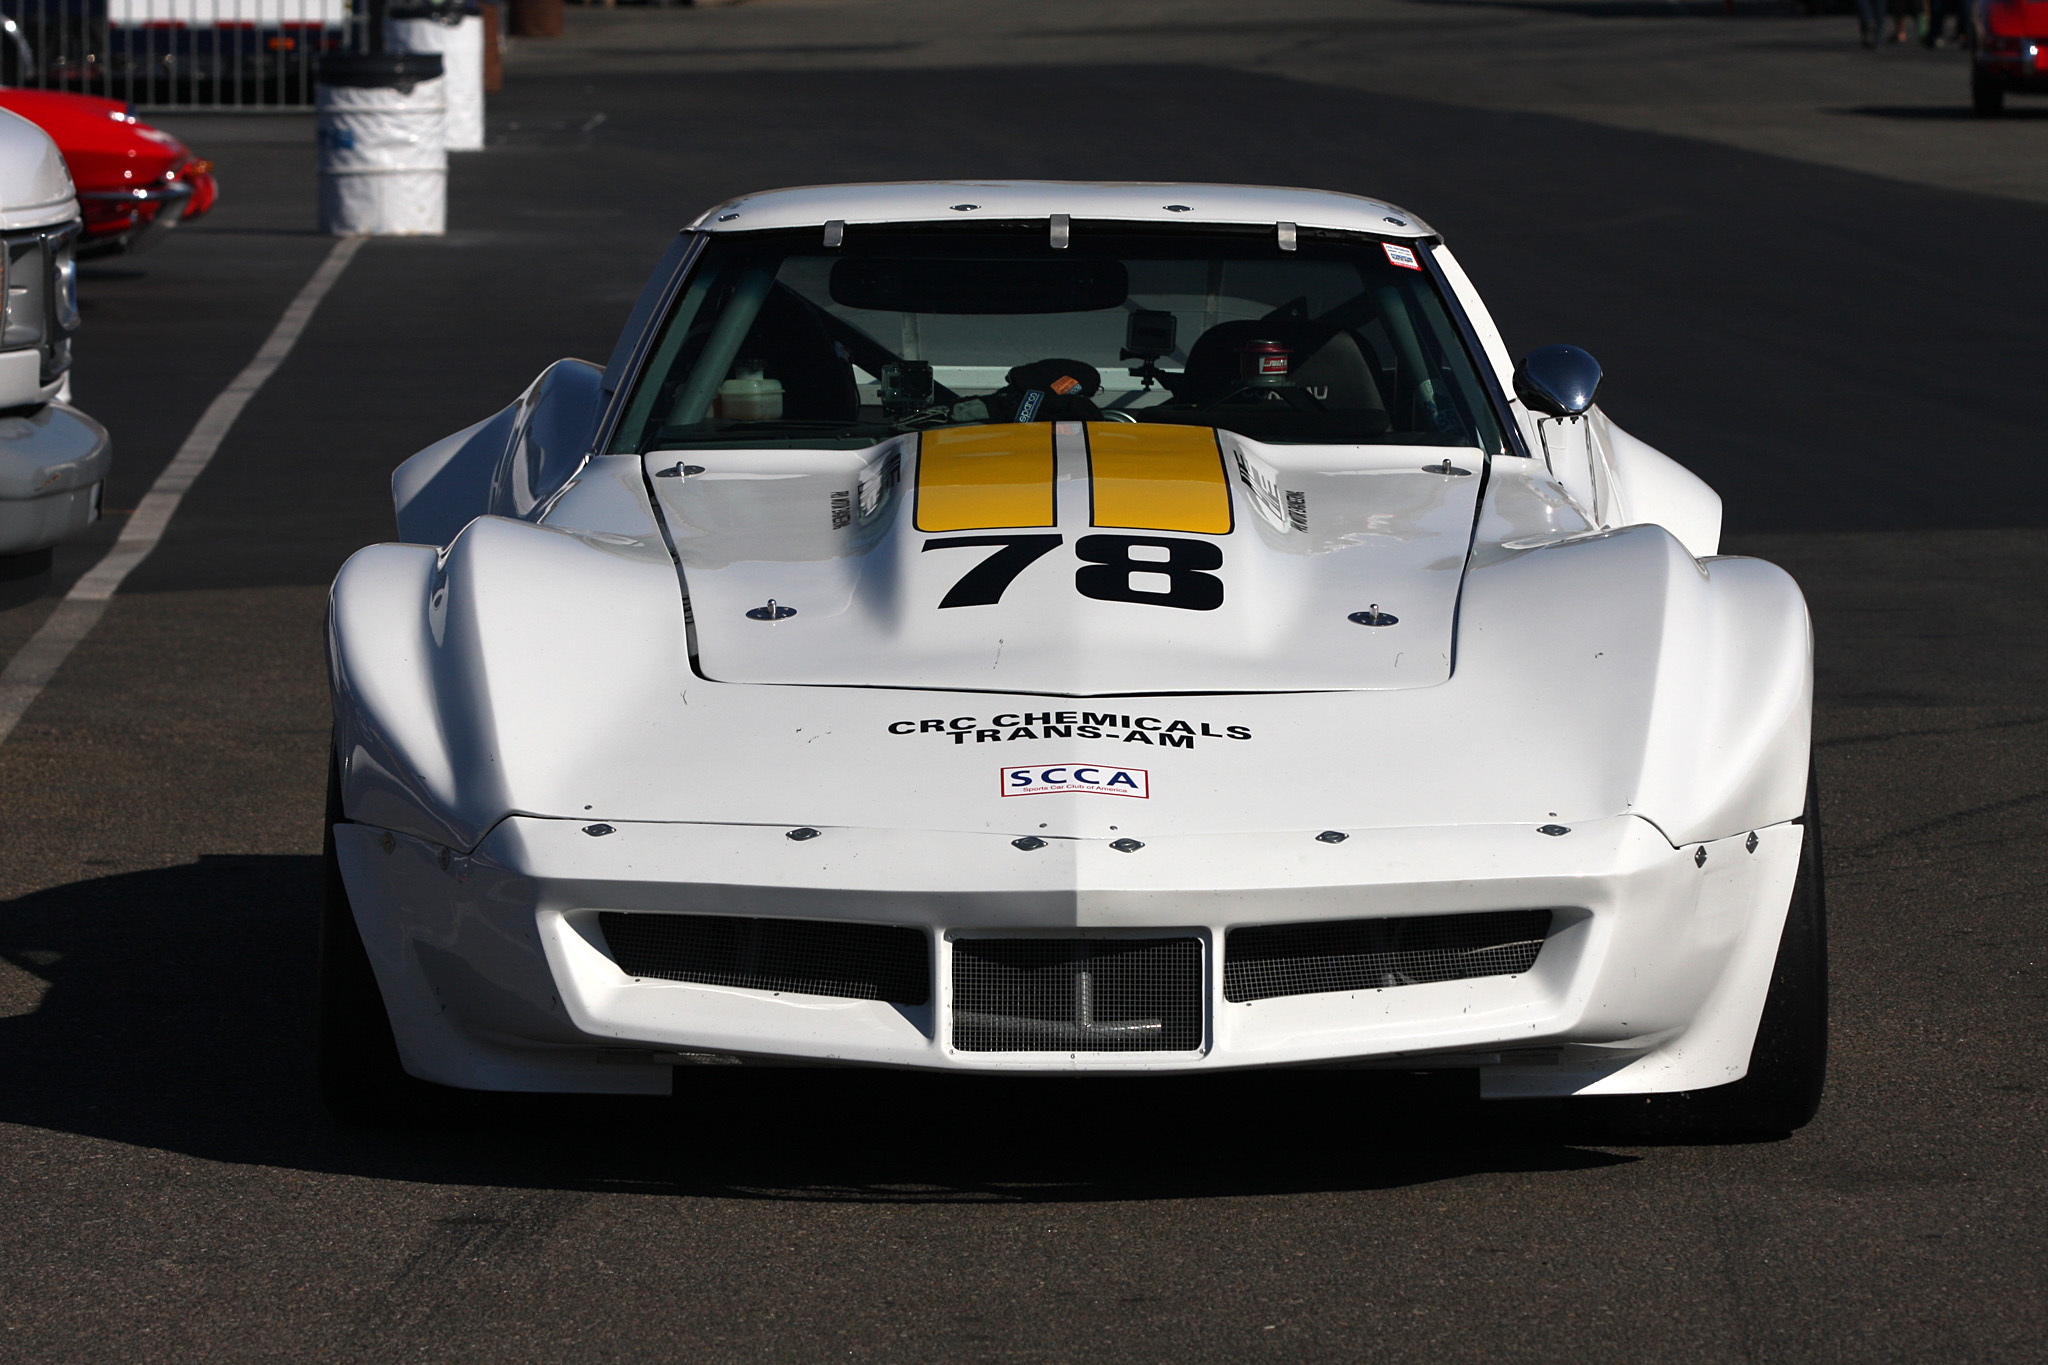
1514,344,1602,417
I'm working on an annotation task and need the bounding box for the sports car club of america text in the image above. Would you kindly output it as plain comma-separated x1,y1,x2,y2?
887,713,1253,747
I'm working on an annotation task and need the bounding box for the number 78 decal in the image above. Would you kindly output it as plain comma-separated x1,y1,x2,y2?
921,534,1225,611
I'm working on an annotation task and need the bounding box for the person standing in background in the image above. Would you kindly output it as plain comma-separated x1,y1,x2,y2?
1857,0,1887,45
1922,0,1966,45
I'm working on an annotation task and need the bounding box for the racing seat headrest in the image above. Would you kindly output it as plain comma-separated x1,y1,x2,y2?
1173,320,1384,415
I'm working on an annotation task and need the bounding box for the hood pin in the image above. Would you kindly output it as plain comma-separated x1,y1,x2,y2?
1348,604,1399,627
1538,824,1570,836
1316,830,1348,843
1425,459,1472,476
582,823,616,837
786,827,820,841
1012,836,1048,851
655,463,704,479
1109,838,1145,853
747,599,797,621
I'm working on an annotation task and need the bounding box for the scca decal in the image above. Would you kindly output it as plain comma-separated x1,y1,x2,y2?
1001,764,1149,798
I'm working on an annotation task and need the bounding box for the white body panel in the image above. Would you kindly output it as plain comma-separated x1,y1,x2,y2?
688,181,1437,240
0,109,78,233
333,182,1808,1098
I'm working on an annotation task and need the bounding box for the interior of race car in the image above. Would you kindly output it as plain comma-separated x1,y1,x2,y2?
611,228,1509,455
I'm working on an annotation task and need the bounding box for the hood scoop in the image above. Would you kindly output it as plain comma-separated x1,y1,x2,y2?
650,422,1481,695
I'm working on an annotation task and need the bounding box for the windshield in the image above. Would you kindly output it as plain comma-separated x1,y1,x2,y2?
612,227,1508,454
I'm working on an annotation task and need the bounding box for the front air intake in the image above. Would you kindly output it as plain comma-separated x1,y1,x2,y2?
951,937,1203,1053
599,912,929,1005
1223,910,1553,1003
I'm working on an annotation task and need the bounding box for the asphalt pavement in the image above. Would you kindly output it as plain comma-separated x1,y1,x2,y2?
0,2,2044,1360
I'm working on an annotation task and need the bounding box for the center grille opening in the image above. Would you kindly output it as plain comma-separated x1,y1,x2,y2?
950,937,1203,1053
599,912,929,1005
1224,909,1553,1003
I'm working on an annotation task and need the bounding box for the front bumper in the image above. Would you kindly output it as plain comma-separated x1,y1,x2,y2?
335,811,1803,1099
1976,41,2048,89
0,401,109,556
79,179,194,257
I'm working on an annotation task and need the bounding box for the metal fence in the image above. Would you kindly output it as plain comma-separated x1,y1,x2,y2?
2,0,369,109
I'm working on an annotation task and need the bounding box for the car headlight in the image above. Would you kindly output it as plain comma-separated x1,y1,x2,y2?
50,239,77,335
0,225,82,390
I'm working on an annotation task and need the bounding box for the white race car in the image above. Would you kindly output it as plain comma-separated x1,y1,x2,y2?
323,182,1823,1139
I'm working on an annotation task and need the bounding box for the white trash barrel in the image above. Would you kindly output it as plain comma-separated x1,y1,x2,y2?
315,53,448,237
388,8,485,152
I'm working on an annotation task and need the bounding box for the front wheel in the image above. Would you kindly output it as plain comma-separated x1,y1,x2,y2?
1603,761,1829,1142
1972,64,2006,117
316,749,451,1127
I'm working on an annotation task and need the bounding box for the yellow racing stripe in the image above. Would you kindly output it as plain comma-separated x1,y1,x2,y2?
1086,422,1233,535
914,423,1056,532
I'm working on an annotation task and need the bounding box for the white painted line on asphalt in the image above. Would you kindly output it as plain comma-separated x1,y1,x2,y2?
0,234,366,748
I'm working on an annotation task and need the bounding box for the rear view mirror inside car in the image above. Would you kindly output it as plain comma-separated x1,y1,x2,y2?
830,257,1129,314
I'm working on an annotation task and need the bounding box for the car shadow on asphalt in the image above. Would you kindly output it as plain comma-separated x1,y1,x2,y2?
0,856,1650,1204
1840,104,2048,120
1410,0,1795,19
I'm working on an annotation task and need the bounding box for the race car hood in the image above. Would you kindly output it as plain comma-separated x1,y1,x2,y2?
647,423,1483,694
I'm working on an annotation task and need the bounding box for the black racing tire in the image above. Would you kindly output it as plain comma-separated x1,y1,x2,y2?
317,748,449,1127
1592,760,1829,1143
1971,64,2005,117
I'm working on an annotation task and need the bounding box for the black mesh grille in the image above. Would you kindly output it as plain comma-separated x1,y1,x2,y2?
951,937,1203,1053
1224,910,1553,1003
599,912,929,1005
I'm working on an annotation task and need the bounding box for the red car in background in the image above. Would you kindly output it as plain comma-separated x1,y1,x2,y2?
0,88,216,254
1973,0,2048,114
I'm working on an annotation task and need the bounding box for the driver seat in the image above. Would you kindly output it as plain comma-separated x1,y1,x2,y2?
1171,319,1386,418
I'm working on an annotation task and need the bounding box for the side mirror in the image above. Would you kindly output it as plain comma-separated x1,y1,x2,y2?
1514,344,1602,418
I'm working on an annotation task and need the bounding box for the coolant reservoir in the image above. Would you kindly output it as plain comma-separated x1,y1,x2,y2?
715,363,784,421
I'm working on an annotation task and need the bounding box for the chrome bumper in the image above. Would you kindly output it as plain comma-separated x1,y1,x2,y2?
0,401,109,556
79,179,194,255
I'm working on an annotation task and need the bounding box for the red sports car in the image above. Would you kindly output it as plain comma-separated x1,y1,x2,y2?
1973,0,2048,115
0,88,217,254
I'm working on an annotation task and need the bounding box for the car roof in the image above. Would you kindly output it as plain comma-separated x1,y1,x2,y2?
685,181,1435,239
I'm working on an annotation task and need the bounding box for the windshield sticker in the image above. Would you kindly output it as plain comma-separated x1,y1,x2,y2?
888,714,1251,748
1383,243,1422,271
1002,764,1149,798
